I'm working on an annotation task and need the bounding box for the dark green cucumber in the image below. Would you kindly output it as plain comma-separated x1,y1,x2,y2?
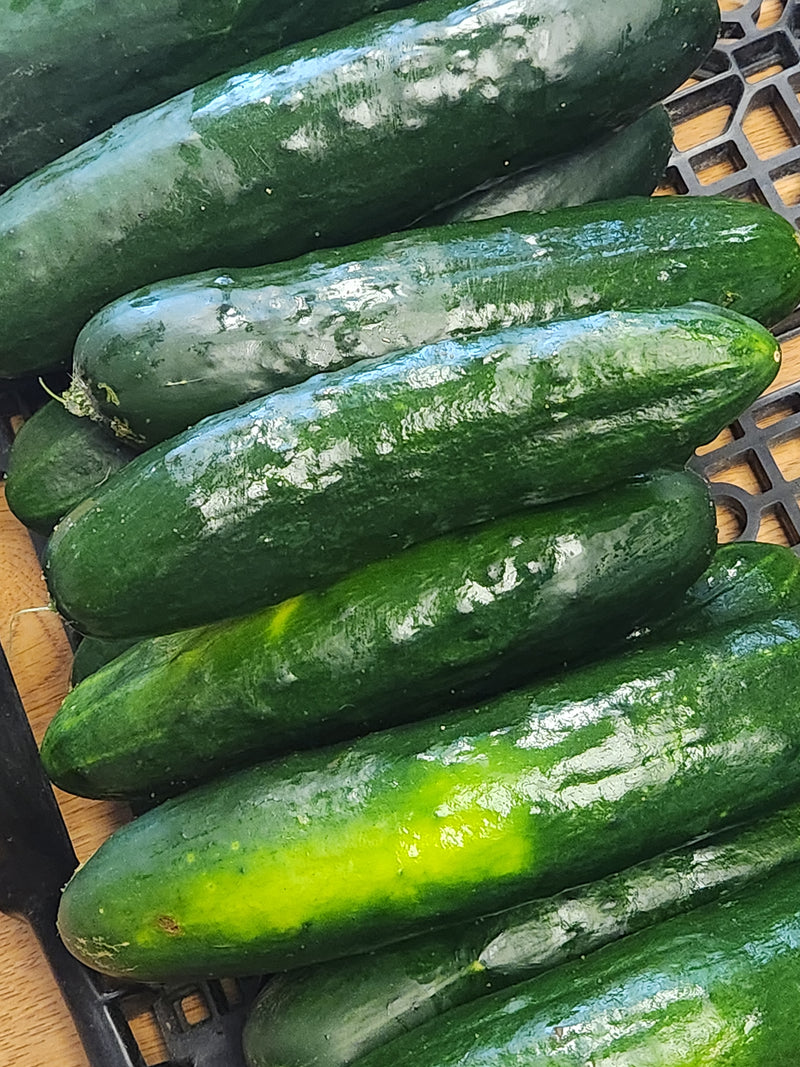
3,401,138,536
0,0,720,377
0,0,418,195
642,539,800,638
70,637,140,687
352,863,800,1067
420,106,673,227
44,303,780,639
242,797,800,1067
69,543,796,689
62,194,800,447
41,469,715,801
56,609,800,981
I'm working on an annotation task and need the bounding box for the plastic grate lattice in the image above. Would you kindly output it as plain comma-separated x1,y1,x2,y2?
665,0,800,221
666,0,800,551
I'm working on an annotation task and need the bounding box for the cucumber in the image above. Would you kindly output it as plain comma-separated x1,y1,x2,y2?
44,303,780,639
241,797,800,1067
642,539,800,638
66,531,796,701
3,401,138,536
419,106,673,227
0,0,720,378
80,524,772,688
62,194,800,448
0,0,416,193
40,469,716,801
56,609,800,982
240,540,800,1067
70,637,140,687
350,863,800,1067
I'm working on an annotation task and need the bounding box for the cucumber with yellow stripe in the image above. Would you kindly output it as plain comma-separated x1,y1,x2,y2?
56,607,800,981
41,468,715,800
44,303,780,638
242,794,800,1067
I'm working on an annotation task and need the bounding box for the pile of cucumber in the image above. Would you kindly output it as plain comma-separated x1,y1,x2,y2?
4,0,800,1062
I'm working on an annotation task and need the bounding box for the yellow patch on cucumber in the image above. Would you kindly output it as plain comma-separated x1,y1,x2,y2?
266,595,303,640
143,750,535,945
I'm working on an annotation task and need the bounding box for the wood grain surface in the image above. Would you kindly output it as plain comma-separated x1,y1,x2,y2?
0,487,131,1067
0,6,796,1062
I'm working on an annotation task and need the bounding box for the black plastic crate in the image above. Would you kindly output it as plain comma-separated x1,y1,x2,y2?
665,0,800,547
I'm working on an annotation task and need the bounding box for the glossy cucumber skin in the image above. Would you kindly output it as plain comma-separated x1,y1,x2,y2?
56,610,800,981
352,864,800,1067
4,401,138,536
44,304,780,638
242,797,800,1067
421,105,673,226
0,0,415,193
0,0,720,377
644,540,800,638
242,540,800,1067
64,194,800,447
41,470,716,801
